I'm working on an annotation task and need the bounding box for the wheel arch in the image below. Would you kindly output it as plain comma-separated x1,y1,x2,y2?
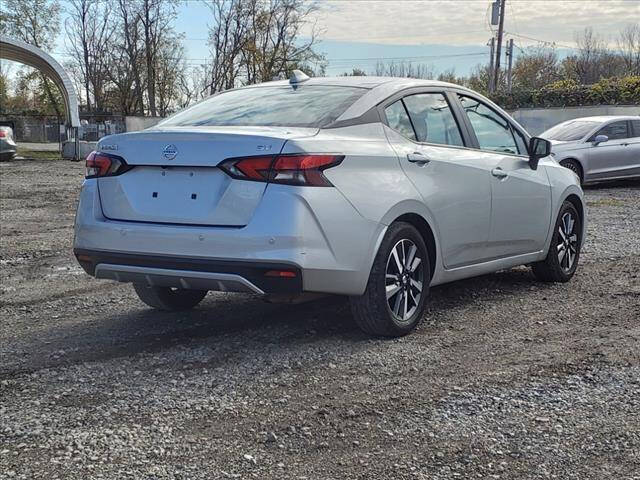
564,193,584,226
378,201,441,280
559,157,584,183
555,183,587,250
392,213,437,280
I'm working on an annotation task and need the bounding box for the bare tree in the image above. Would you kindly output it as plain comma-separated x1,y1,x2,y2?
341,68,367,77
203,0,322,92
177,64,208,109
437,68,461,85
65,0,115,112
109,0,146,115
617,23,640,75
140,0,178,116
242,0,322,84
512,46,559,90
204,0,250,94
154,33,186,116
566,27,626,84
374,60,435,79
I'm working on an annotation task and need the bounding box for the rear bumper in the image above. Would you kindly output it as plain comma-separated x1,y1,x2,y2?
73,179,385,295
74,248,302,294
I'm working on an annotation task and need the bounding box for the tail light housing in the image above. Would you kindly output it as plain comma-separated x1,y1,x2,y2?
220,154,344,187
0,130,6,138
85,151,132,179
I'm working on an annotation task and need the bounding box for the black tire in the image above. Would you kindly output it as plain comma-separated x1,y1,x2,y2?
133,284,207,311
349,222,430,337
560,159,583,184
0,152,16,162
531,201,582,283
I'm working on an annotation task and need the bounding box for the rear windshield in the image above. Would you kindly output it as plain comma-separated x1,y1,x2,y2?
541,120,599,141
159,85,367,128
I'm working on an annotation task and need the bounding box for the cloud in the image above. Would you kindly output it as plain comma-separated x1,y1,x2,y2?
305,0,639,47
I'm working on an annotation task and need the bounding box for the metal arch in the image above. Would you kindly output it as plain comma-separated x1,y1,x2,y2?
0,35,80,128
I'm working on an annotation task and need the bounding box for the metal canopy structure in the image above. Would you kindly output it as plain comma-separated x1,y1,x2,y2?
0,34,80,128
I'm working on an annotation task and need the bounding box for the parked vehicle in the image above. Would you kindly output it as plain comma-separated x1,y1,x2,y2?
73,73,586,337
540,116,640,184
0,126,17,161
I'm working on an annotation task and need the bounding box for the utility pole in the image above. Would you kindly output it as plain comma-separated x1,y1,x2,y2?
506,38,514,93
487,37,495,93
493,0,506,91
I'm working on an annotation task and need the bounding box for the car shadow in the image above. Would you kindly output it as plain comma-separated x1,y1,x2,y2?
3,266,552,377
583,178,640,190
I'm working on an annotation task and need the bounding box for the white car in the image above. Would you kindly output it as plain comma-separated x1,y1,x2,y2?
541,116,640,184
74,73,586,337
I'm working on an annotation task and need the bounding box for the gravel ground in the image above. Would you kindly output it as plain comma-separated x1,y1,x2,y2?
1,158,639,479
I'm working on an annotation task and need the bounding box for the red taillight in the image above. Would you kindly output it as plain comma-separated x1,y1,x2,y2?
0,130,6,138
265,269,297,278
227,155,274,182
220,154,343,187
85,151,131,179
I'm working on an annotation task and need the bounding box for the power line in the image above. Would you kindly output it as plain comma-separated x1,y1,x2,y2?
503,31,579,50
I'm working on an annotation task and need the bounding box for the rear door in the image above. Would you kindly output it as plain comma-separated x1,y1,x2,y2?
382,90,493,269
97,127,317,226
455,94,552,259
586,120,635,180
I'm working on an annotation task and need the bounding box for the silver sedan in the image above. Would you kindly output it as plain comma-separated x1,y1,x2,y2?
541,116,640,184
73,74,585,337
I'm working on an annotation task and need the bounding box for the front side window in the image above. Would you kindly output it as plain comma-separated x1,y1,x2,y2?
159,85,367,128
512,127,529,155
458,95,520,155
631,120,640,138
402,93,464,147
594,121,630,141
384,100,416,141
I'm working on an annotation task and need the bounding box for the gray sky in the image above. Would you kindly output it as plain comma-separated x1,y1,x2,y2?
4,0,639,80
305,0,638,47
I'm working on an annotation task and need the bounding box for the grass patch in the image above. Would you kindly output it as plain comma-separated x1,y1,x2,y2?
587,198,625,207
16,148,62,161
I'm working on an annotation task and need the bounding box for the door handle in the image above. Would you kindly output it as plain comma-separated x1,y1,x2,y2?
621,143,629,146
491,167,508,178
407,152,431,164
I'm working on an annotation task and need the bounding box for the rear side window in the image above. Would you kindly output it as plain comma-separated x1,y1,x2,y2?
402,93,464,146
594,121,630,141
385,100,417,141
632,120,640,138
159,85,367,128
458,95,521,155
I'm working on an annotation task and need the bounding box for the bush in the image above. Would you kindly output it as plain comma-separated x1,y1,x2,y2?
490,76,640,109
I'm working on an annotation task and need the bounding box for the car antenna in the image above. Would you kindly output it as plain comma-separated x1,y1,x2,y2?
289,69,309,89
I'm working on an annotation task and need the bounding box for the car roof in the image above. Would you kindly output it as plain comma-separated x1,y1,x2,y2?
563,115,640,123
258,75,463,90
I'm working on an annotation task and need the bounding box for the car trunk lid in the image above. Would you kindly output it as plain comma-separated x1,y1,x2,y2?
97,126,317,227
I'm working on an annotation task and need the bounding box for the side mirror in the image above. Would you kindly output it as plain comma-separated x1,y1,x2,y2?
528,136,551,170
593,134,609,144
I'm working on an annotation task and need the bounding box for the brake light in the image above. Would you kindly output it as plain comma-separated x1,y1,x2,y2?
0,130,5,138
85,151,132,179
220,154,344,187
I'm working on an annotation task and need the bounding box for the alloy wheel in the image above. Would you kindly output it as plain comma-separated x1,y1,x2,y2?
557,212,578,273
385,239,424,323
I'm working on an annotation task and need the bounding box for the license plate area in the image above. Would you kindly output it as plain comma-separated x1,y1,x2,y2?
98,165,266,226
